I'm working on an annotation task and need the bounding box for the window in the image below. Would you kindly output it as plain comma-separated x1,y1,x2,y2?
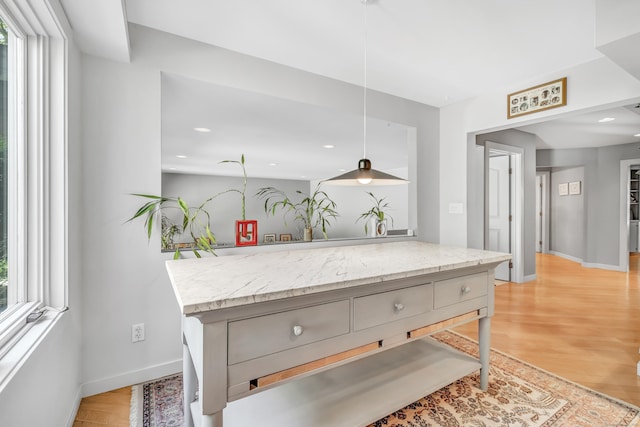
0,19,9,317
0,0,69,362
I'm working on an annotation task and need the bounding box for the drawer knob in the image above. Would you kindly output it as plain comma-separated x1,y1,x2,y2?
462,286,471,294
394,303,404,311
292,325,304,336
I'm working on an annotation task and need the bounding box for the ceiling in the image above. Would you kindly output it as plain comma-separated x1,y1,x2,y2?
60,0,640,171
162,74,409,180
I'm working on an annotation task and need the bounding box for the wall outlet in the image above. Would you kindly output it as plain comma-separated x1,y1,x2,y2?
132,323,145,343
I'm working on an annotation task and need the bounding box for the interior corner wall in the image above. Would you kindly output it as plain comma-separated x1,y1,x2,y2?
473,129,537,280
549,167,585,260
78,24,440,395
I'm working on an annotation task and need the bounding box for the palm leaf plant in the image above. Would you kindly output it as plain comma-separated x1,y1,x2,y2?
256,184,338,240
357,191,394,235
127,154,248,258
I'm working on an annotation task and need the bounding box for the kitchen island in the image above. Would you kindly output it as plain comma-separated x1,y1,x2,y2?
166,241,511,427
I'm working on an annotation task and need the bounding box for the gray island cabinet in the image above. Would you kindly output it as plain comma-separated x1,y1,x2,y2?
166,241,511,427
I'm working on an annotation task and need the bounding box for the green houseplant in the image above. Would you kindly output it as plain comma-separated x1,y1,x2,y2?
357,191,394,236
128,154,249,258
256,184,338,241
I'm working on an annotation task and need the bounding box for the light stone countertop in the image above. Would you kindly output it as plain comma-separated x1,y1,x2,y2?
165,241,511,315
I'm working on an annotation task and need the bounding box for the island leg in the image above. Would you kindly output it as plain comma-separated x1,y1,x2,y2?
478,316,490,390
183,338,197,427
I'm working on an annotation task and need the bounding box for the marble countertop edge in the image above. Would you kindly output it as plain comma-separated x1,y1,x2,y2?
174,252,511,315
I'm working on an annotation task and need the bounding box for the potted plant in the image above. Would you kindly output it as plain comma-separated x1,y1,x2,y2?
256,184,338,241
127,154,250,257
220,154,257,246
161,215,181,250
128,193,218,258
357,192,394,237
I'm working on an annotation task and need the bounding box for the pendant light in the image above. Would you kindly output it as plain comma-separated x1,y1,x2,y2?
324,0,408,186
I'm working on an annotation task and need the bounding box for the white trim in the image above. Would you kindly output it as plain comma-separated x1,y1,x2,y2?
581,262,625,272
0,310,62,392
619,159,640,273
484,141,524,283
549,250,582,264
536,171,550,254
523,274,537,282
65,387,83,427
81,359,183,398
0,0,70,393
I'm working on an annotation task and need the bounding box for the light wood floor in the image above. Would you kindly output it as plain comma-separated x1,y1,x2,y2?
73,253,640,425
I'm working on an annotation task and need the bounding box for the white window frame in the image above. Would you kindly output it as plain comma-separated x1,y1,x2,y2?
0,0,69,366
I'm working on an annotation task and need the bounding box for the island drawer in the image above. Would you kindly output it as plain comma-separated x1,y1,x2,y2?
434,273,487,309
353,283,433,331
228,299,350,365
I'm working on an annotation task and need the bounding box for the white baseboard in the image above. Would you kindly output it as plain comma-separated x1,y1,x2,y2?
523,274,537,282
548,251,623,272
66,387,83,427
81,359,182,398
549,251,583,264
581,262,625,272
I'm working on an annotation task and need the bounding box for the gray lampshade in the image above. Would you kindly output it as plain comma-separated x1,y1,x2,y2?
323,158,408,186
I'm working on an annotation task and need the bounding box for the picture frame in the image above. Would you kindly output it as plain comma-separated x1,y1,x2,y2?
507,77,567,119
263,234,276,243
558,183,568,196
569,181,581,195
280,233,292,242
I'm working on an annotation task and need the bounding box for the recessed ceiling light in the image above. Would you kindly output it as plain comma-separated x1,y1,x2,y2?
194,127,211,133
338,168,346,172
176,155,187,159
635,133,640,137
322,144,335,149
269,163,278,166
168,167,177,170
598,117,616,123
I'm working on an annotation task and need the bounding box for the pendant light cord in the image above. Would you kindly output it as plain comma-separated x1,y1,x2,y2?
362,0,368,159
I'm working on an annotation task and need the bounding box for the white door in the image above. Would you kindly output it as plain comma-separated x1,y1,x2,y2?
489,155,510,281
535,174,542,253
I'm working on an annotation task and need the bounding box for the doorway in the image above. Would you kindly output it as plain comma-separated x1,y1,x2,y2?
619,159,640,272
484,142,524,283
535,171,550,253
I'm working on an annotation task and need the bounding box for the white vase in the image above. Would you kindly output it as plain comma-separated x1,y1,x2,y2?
367,218,377,237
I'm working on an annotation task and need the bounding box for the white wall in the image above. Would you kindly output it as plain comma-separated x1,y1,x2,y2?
79,24,439,395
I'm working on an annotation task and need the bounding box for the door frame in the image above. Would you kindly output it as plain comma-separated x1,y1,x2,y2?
619,159,640,272
536,171,550,254
484,141,524,283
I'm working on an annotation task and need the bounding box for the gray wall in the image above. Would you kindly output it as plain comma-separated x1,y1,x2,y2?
537,143,640,268
162,172,410,244
550,167,585,259
469,129,537,280
162,174,309,243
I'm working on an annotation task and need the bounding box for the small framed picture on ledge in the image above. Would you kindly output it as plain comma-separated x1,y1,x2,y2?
263,234,276,243
280,234,292,242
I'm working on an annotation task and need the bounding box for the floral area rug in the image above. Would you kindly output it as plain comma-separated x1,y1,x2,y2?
130,332,640,427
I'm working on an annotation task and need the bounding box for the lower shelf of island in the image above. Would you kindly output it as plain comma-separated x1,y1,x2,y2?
190,336,482,427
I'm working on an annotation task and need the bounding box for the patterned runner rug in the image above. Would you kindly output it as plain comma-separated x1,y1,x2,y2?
130,332,640,426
